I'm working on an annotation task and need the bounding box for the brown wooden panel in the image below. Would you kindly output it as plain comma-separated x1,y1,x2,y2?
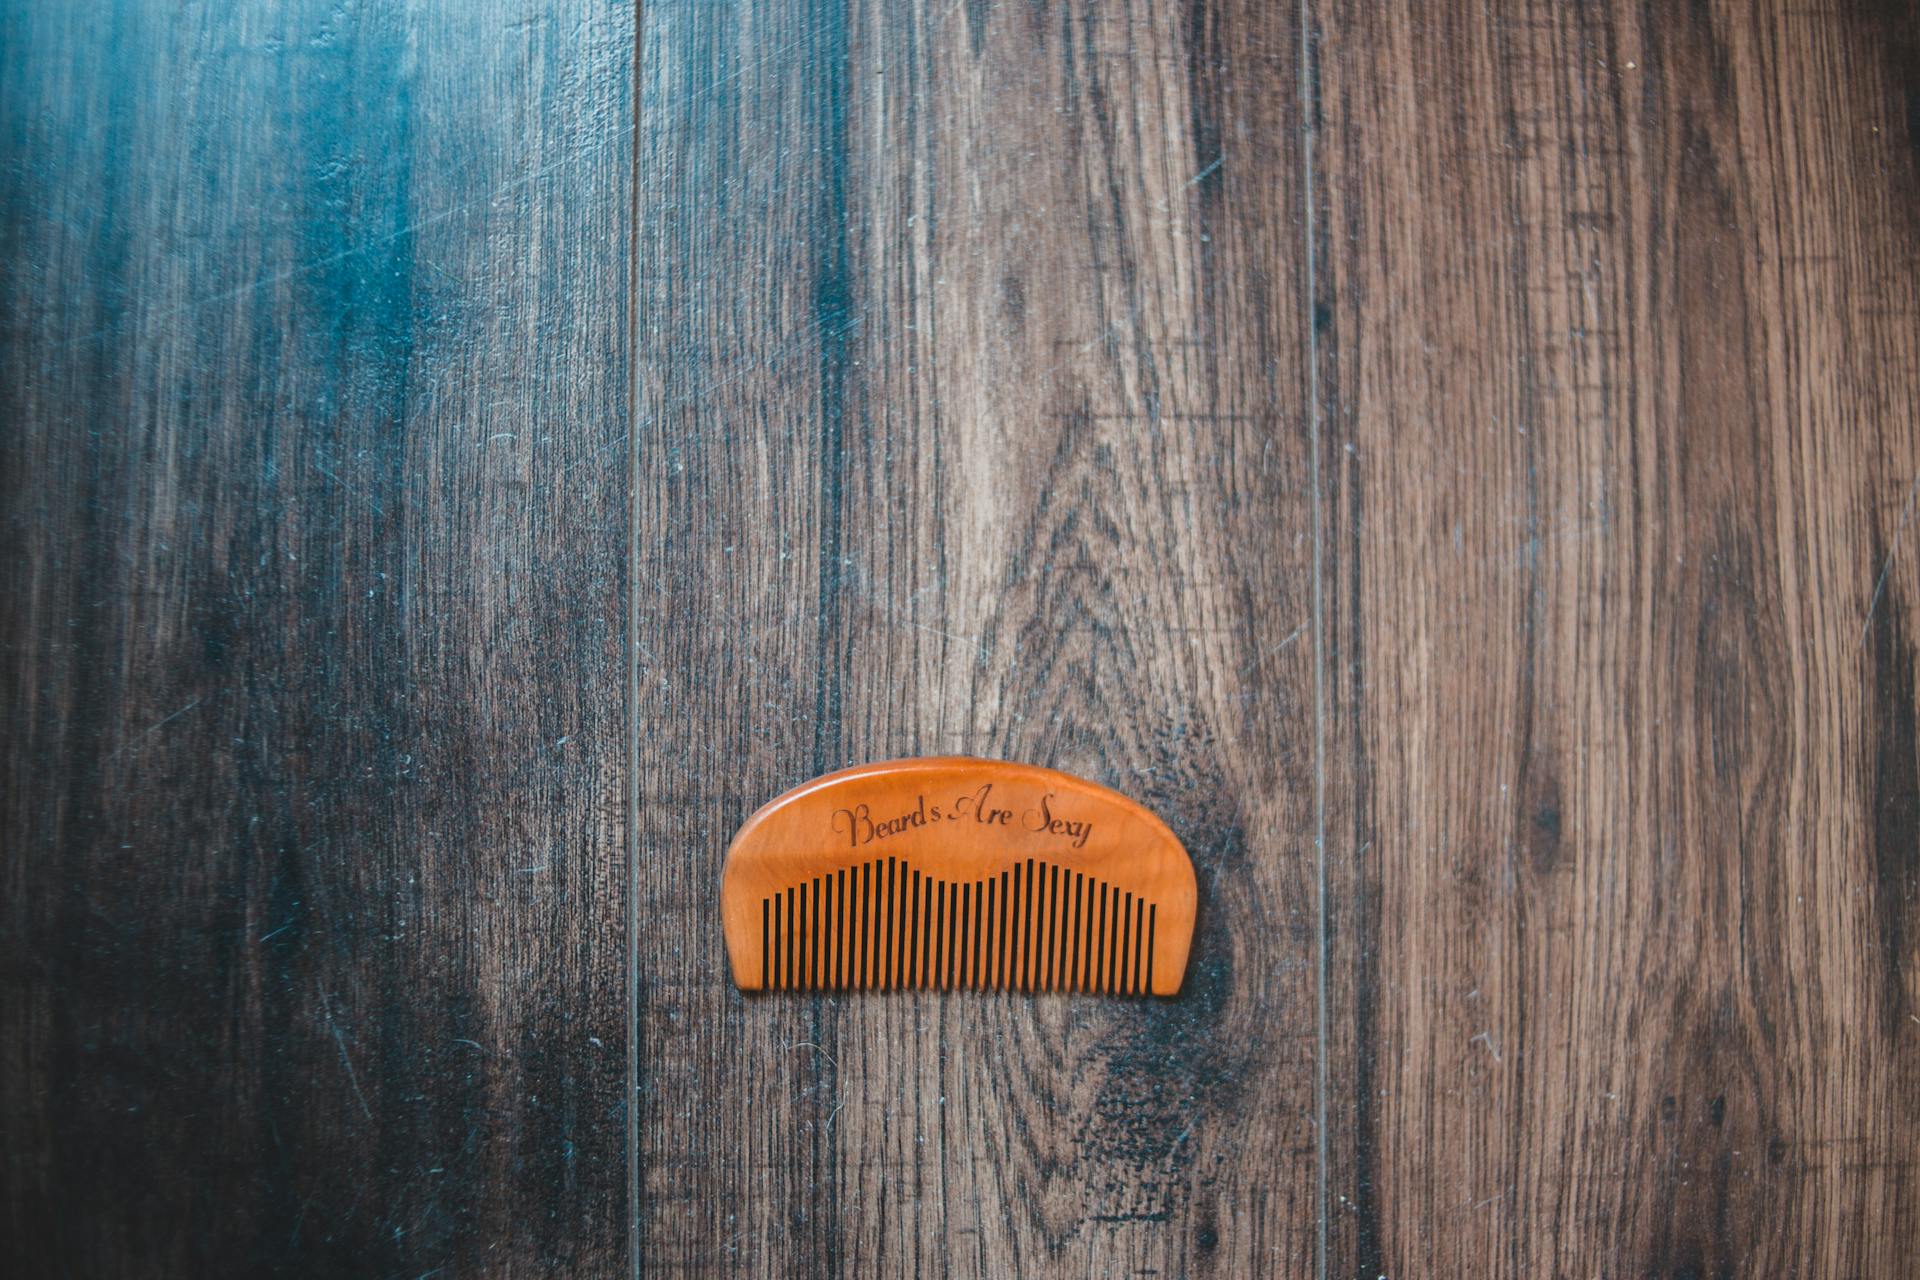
0,2,630,1272
634,0,1317,1273
1317,2,1920,1274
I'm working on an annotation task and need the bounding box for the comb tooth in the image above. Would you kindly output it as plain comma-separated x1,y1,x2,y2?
970,881,981,988
1130,897,1143,995
1136,901,1152,990
1075,875,1090,997
818,874,830,991
950,877,961,990
952,882,967,990
1098,886,1113,997
825,871,840,990
1036,860,1049,992
1050,863,1066,992
962,882,974,989
1036,867,1052,997
884,858,897,990
898,860,911,989
1060,867,1073,991
854,862,866,989
1134,898,1148,994
1006,867,1021,992
1023,858,1038,992
957,883,970,989
797,881,809,990
770,894,781,990
839,867,850,990
1120,891,1134,996
823,872,836,991
972,881,985,988
923,875,937,990
946,882,958,991
935,875,947,990
814,878,826,990
994,870,1007,990
842,866,853,989
1050,863,1065,992
1079,876,1094,992
785,886,795,991
1007,862,1020,992
849,865,860,989
820,873,831,991
761,897,771,989
907,868,921,989
864,859,879,990
894,858,905,990
1040,863,1055,992
982,878,996,989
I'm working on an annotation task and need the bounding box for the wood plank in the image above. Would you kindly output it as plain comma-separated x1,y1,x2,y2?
0,3,631,1272
634,0,1317,1272
1317,2,1920,1274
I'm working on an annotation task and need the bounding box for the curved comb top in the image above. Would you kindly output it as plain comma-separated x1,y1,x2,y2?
720,757,1196,995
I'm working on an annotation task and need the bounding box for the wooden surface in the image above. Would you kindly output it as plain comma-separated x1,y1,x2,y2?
634,1,1317,1273
4,0,1918,1276
1317,2,1920,1276
0,2,631,1274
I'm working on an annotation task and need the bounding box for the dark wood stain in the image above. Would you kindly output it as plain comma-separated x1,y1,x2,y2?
5,0,1920,1276
0,2,630,1275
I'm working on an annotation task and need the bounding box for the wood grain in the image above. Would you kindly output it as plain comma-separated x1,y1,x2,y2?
0,2,631,1273
10,0,1919,1274
1316,2,1920,1275
634,0,1317,1273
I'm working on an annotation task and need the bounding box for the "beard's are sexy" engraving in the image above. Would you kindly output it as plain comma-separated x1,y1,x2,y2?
831,782,1095,850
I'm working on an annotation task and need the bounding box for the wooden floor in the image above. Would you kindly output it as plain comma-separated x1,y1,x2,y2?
4,1,1917,1275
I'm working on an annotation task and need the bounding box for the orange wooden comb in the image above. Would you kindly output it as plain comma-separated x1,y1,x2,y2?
721,757,1196,995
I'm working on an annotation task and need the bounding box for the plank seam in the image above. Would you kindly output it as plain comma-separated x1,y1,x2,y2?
1299,2,1330,1278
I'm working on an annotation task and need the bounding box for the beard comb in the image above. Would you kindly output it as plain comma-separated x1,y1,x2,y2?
721,757,1196,995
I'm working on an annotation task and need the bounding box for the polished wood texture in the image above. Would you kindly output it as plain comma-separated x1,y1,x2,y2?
6,0,1919,1275
1317,2,1920,1277
635,0,1318,1273
721,758,1198,993
0,2,631,1274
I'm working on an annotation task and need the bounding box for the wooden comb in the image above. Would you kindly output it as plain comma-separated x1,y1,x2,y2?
721,757,1196,995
